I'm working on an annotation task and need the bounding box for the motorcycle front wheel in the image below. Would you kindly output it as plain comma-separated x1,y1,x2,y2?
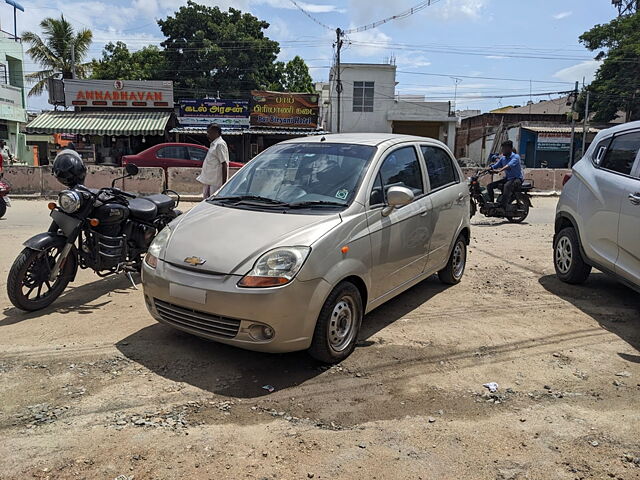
7,246,77,311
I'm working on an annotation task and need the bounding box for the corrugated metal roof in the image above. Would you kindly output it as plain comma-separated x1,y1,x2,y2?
523,126,601,134
171,126,327,136
26,111,172,136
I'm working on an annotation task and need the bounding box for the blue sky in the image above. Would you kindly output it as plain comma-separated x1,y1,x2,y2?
0,0,618,112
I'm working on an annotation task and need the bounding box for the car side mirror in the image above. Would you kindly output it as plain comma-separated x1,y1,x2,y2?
125,163,139,176
383,186,415,216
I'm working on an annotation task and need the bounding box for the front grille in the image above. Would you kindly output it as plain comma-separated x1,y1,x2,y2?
154,299,241,339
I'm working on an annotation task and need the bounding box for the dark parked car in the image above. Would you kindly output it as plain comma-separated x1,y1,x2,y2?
122,143,243,170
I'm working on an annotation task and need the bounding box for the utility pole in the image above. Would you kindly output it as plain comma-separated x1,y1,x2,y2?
335,28,344,133
569,81,579,166
581,90,590,157
70,44,76,79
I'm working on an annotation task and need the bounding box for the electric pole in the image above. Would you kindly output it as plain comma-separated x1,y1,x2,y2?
581,90,590,157
569,81,579,166
71,44,76,79
335,28,344,133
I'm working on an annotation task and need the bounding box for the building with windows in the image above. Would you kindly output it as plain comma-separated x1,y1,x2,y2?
327,63,458,151
0,29,29,163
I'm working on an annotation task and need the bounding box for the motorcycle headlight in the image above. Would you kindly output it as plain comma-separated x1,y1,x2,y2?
238,246,311,288
145,226,172,269
58,190,82,213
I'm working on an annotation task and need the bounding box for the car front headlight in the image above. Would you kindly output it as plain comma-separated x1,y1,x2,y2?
238,246,311,288
144,226,172,269
58,190,82,213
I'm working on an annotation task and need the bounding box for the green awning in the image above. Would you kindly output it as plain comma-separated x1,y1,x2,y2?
26,110,172,136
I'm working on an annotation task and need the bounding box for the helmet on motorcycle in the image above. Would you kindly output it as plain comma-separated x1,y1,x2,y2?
52,149,86,187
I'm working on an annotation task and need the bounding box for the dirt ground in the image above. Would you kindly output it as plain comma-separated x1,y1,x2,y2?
0,198,638,480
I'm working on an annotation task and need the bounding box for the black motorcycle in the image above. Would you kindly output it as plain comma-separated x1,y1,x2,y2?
7,163,181,311
469,169,533,223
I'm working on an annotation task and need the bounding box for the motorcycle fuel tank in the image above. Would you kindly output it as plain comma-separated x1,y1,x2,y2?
93,203,129,225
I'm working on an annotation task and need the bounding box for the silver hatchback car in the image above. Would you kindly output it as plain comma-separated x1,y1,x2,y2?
142,134,470,362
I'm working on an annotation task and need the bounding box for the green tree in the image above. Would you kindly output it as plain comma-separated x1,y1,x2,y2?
22,15,92,97
158,1,281,98
91,42,167,80
269,56,315,93
579,12,640,122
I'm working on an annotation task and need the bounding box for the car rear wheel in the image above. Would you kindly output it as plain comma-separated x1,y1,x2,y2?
308,281,363,364
554,227,591,284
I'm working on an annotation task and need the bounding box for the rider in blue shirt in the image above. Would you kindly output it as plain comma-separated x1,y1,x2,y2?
487,140,524,208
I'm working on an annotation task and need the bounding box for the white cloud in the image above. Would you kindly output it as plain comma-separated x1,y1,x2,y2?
395,54,431,68
431,0,487,20
485,55,507,60
552,11,572,20
554,60,602,84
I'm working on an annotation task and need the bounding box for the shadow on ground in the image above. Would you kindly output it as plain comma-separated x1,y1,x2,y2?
116,276,451,398
539,273,640,361
1,275,139,325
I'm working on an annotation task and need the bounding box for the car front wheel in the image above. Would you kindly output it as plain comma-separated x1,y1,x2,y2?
308,281,363,364
438,236,467,285
553,227,591,284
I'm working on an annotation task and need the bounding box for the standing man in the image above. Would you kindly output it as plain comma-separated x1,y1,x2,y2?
0,140,14,170
197,124,229,199
487,140,524,208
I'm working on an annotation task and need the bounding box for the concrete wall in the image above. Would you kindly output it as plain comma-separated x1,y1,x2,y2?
461,168,571,191
166,167,240,195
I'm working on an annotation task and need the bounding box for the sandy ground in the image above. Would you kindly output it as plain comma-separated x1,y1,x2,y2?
0,198,638,480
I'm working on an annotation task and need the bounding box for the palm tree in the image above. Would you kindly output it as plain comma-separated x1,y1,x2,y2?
22,16,92,97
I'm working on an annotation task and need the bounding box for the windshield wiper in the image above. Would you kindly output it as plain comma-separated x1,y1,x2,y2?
288,200,348,208
209,195,289,206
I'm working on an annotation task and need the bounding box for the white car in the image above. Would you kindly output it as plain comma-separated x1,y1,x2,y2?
554,120,640,291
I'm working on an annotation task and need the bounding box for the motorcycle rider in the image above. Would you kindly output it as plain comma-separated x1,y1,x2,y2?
487,140,524,209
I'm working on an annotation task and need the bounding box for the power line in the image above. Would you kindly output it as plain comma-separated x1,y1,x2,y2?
286,0,334,31
344,0,445,34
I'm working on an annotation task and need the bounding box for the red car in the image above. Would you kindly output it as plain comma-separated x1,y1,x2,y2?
122,143,243,170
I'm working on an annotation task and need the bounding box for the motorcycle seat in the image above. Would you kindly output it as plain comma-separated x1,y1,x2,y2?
521,181,533,190
142,193,175,213
128,198,158,221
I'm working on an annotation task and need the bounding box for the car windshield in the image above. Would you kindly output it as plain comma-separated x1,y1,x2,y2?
212,142,376,208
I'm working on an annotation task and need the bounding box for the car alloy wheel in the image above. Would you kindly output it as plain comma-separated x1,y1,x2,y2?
555,235,572,274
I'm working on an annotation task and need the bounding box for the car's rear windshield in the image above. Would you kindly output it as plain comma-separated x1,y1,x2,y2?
213,142,376,208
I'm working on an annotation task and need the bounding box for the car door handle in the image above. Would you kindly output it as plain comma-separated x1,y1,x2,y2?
419,207,429,216
629,193,640,205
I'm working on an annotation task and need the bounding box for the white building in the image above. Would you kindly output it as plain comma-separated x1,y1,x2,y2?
327,63,457,151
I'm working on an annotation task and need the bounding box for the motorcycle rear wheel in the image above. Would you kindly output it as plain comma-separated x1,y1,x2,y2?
0,198,6,219
7,246,77,311
506,198,529,223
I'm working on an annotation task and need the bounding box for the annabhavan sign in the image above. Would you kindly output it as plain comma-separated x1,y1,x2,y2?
64,80,174,109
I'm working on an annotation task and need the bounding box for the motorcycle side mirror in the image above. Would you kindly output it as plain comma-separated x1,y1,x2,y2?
125,163,139,176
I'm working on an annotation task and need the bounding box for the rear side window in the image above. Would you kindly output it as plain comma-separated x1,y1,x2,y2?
157,146,187,159
421,145,458,190
600,131,640,176
378,146,424,198
188,147,207,162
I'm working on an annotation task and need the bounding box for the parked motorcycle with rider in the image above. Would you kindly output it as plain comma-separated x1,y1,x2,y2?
7,150,182,311
469,140,533,223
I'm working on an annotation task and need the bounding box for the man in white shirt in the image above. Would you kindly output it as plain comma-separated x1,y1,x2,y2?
197,124,229,199
0,140,13,169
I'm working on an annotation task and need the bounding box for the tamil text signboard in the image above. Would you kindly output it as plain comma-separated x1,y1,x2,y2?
64,80,173,109
178,99,249,127
250,91,319,129
537,132,571,151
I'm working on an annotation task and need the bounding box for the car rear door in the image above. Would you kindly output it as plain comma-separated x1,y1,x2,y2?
614,133,640,286
156,146,189,168
420,144,466,274
366,144,433,301
187,146,208,168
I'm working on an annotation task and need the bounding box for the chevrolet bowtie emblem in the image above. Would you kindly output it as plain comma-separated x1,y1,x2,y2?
184,256,206,267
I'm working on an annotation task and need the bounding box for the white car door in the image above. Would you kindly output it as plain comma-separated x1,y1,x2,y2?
616,142,640,286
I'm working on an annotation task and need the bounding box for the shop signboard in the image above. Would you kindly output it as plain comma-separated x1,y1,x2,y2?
250,90,319,129
178,99,249,127
537,132,571,151
0,83,26,122
64,79,173,109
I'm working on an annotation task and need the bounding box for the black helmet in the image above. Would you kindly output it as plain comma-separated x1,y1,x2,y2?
52,149,86,187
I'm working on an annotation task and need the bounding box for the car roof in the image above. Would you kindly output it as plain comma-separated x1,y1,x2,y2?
279,133,449,149
151,142,206,148
598,120,640,137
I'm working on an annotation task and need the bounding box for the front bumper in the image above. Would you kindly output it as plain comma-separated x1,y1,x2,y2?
141,260,333,353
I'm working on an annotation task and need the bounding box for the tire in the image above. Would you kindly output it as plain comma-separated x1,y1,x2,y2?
0,198,6,219
7,246,77,311
470,199,477,218
438,236,467,285
553,227,591,284
506,195,529,223
308,281,363,364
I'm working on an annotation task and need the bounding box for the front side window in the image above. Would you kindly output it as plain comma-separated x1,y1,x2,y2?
370,146,424,205
215,143,376,208
157,146,186,159
600,131,640,176
421,145,458,190
353,81,374,112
